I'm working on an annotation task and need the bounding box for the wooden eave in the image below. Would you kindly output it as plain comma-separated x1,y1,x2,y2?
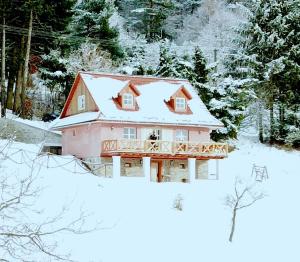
171,85,193,100
101,152,226,160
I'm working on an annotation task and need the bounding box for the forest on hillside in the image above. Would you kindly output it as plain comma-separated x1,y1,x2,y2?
0,0,299,147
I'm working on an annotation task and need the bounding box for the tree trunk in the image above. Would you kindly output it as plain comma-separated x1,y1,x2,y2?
229,208,237,242
1,17,6,117
21,9,33,118
13,63,24,114
6,47,17,110
279,103,285,138
149,0,154,40
269,100,275,144
6,73,15,110
13,37,25,114
258,101,264,143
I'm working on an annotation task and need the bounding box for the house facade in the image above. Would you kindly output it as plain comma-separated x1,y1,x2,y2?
51,72,228,182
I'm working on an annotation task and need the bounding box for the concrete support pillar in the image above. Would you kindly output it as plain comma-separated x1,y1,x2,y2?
112,156,121,179
188,158,196,183
143,157,151,182
216,160,219,180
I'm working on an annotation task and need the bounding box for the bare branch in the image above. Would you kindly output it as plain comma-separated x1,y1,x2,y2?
225,176,266,242
0,141,100,261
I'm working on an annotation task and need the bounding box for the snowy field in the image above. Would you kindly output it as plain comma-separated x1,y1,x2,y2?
1,136,299,262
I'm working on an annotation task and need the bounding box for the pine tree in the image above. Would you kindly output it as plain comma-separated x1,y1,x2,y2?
39,50,74,111
193,47,209,84
119,0,175,41
156,44,181,77
191,46,211,105
71,0,123,59
230,0,300,144
209,76,251,140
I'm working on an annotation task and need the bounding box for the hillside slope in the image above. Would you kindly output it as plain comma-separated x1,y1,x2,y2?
0,137,299,261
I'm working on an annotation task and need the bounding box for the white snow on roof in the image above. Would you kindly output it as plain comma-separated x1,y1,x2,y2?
54,73,223,129
51,111,100,129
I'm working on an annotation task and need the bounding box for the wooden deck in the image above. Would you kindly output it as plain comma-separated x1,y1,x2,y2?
101,139,228,159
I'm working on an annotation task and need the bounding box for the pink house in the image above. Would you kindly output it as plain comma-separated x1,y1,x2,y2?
51,72,228,182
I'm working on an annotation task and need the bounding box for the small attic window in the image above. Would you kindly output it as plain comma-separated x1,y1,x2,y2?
175,97,186,111
122,93,134,108
78,95,86,111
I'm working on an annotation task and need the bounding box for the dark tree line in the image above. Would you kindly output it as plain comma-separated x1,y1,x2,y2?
0,0,76,117
0,0,122,118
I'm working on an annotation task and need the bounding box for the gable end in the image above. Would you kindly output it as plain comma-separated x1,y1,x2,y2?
61,74,99,118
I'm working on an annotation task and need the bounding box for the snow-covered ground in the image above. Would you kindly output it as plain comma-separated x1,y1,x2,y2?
0,136,299,262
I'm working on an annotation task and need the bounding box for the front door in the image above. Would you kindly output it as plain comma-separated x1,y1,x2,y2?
151,161,163,182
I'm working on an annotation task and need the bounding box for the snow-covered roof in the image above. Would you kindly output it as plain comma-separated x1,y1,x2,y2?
51,111,100,129
52,72,223,129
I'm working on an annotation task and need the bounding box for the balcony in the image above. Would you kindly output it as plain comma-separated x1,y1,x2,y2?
101,139,228,159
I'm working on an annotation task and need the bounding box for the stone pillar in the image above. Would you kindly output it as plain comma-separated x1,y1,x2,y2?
188,158,196,183
112,156,121,179
143,157,151,182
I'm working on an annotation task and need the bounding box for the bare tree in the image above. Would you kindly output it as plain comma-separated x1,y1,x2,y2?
225,177,266,242
0,136,99,261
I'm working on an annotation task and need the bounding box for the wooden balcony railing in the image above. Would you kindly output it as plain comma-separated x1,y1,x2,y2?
101,139,228,158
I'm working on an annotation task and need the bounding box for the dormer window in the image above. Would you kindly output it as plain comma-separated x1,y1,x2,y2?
164,86,192,115
122,93,134,108
175,97,186,111
113,82,140,111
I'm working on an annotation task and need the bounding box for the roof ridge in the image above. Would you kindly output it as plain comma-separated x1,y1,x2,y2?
79,71,189,83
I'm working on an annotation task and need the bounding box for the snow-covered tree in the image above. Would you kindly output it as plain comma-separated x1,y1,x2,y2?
39,50,73,112
177,0,246,67
117,0,175,41
229,0,300,144
67,42,113,74
193,47,209,85
71,0,123,58
155,42,196,79
208,76,252,140
156,43,182,78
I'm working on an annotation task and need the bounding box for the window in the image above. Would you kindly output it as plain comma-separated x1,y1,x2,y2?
122,93,134,108
175,129,188,141
149,129,161,140
123,128,136,139
175,97,186,111
124,163,132,168
179,163,186,169
78,95,86,111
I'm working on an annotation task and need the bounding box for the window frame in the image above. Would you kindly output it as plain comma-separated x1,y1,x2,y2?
122,93,134,109
123,127,137,140
175,97,187,112
77,95,86,111
175,129,189,142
